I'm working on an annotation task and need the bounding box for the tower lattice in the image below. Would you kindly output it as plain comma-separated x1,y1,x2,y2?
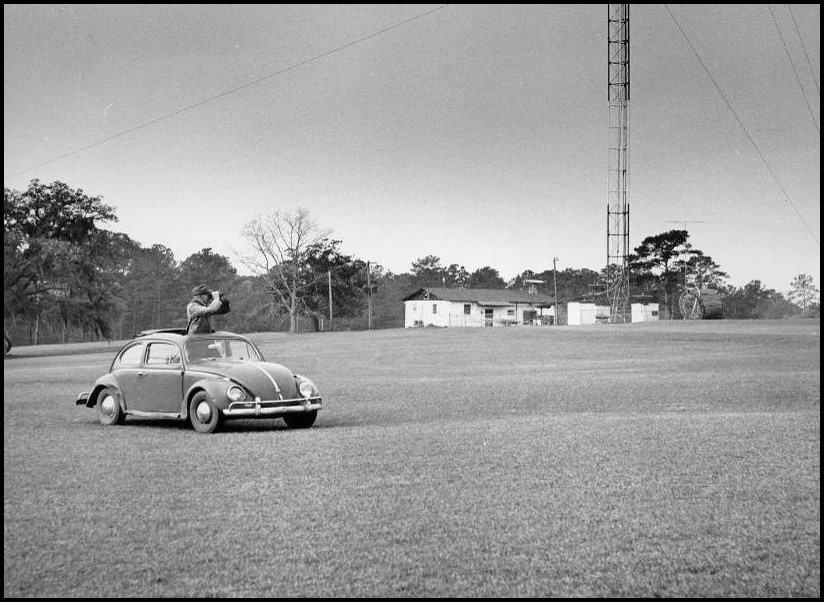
607,4,630,322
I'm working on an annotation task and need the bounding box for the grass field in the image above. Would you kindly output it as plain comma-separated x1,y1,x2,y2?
3,320,820,597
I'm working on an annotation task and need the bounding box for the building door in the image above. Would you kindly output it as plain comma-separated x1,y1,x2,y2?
484,308,494,327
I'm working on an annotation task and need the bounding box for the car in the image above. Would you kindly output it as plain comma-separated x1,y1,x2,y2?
76,329,322,433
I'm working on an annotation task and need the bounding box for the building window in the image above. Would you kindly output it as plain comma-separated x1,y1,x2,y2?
507,309,515,316
432,303,437,314
464,304,471,315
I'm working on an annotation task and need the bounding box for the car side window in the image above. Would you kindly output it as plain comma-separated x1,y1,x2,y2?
146,343,182,367
227,340,261,361
117,343,145,367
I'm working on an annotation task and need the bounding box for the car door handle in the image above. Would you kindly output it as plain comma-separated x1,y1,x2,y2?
137,371,148,377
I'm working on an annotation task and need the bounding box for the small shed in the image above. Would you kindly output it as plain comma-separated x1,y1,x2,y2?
631,303,660,323
567,302,596,325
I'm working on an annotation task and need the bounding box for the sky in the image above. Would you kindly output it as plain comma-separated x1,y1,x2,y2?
4,4,820,293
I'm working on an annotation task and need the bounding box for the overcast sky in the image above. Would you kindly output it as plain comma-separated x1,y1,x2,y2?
4,4,820,292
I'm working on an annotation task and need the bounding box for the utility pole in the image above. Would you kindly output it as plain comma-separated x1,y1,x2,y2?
328,270,333,331
553,256,559,326
367,261,372,331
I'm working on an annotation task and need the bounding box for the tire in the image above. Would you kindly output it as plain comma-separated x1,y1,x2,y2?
97,387,125,426
283,410,317,429
189,391,223,434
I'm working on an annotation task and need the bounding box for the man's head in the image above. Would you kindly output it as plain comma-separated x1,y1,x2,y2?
191,284,211,300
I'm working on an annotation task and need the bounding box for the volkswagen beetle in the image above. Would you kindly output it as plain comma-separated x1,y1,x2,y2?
76,330,322,433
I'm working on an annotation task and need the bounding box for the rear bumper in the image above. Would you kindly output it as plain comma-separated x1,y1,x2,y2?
224,397,322,418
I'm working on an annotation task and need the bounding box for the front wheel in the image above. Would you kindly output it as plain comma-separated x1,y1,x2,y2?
189,392,223,434
97,387,125,426
283,410,317,429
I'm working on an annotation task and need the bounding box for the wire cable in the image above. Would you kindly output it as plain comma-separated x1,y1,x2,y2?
767,4,819,134
664,4,819,247
4,5,450,182
787,3,821,95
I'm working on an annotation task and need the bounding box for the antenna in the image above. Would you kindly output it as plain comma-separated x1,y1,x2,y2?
664,219,709,230
523,279,546,295
607,4,630,323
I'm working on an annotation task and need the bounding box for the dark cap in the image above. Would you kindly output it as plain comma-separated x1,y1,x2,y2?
191,284,210,297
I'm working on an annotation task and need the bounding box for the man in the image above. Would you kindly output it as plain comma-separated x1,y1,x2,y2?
187,284,223,334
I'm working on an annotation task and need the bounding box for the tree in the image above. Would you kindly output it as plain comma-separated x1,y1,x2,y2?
117,244,180,335
302,239,368,331
239,207,331,333
410,255,447,287
66,230,132,341
676,250,729,290
629,230,690,318
4,180,118,343
722,281,796,319
367,270,419,329
444,263,469,288
508,270,540,291
179,248,237,291
787,274,820,317
554,268,601,302
467,266,506,289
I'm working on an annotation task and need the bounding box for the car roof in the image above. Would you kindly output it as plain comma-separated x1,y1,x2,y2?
132,330,248,343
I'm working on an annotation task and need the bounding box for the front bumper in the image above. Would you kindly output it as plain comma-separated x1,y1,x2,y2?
224,396,322,418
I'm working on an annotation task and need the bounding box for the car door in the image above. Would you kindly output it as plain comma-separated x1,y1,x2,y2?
111,341,147,409
132,342,184,413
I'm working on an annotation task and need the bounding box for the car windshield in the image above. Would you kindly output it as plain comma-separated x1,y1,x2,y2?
184,338,263,363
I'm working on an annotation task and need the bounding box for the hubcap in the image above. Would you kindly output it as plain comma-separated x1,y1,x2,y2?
196,400,212,423
101,395,116,417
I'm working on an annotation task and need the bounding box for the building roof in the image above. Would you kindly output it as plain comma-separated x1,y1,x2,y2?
402,287,555,306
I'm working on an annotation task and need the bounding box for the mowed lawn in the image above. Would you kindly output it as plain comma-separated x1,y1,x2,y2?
3,320,820,597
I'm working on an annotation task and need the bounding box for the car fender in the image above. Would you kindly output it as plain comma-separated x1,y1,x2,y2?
86,374,124,410
181,377,233,419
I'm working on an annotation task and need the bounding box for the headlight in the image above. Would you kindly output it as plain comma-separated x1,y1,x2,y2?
227,385,246,402
298,379,318,399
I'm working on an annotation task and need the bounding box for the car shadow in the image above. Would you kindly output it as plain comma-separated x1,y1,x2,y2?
120,416,342,433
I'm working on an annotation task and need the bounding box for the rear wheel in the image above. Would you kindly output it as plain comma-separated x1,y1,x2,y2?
283,411,317,429
97,387,125,426
189,392,223,434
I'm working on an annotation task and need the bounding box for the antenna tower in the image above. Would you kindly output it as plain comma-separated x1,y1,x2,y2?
607,4,630,322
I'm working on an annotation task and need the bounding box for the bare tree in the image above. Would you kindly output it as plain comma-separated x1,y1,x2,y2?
239,208,331,333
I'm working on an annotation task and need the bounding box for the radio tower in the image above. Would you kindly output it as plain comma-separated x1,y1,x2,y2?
607,4,630,322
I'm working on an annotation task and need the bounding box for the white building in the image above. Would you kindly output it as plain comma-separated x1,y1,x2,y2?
403,287,556,328
566,302,610,325
567,302,596,325
631,302,660,323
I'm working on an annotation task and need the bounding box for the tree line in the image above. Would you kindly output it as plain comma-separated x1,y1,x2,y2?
4,180,820,346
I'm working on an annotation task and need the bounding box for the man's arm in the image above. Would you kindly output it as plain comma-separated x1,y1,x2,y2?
188,295,222,318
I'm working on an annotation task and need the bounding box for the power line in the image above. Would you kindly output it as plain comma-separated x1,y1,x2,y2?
663,4,819,247
4,5,450,182
767,4,819,134
787,3,821,96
